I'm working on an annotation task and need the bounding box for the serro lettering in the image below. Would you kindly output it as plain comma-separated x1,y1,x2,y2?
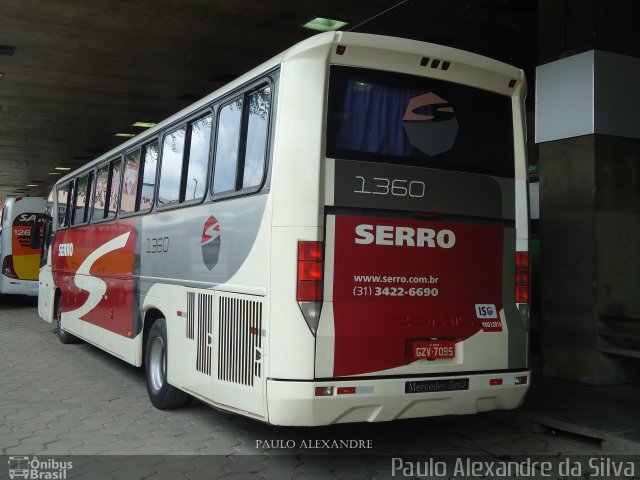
355,224,456,248
58,243,74,257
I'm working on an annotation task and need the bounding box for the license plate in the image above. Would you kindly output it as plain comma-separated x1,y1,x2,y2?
412,341,455,360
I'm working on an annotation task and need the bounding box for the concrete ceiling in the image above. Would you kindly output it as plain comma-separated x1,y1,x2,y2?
0,0,536,198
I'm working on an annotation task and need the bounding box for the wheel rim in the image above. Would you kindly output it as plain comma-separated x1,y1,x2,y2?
149,336,166,392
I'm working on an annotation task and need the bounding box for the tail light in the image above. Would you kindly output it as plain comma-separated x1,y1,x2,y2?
297,241,323,301
2,255,18,279
297,241,324,334
515,251,529,303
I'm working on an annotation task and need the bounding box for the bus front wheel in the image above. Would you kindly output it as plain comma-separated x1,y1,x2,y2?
145,318,188,409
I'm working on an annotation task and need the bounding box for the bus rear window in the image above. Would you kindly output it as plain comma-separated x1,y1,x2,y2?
326,66,515,178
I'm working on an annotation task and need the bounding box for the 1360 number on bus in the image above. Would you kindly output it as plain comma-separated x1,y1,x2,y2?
146,236,169,254
354,176,426,198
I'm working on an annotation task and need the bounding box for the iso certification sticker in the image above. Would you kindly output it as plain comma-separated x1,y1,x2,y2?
475,304,497,319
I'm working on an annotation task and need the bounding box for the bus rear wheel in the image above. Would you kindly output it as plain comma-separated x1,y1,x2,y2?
56,296,80,344
145,318,188,409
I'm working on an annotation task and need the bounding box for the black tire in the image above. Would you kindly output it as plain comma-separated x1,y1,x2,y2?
55,295,80,344
145,318,189,409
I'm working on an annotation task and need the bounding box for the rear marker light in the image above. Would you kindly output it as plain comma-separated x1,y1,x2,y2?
490,378,503,386
315,386,334,397
336,45,347,55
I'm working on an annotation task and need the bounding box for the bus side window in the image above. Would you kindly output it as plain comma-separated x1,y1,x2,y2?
121,149,141,214
158,114,211,207
139,142,158,211
212,84,271,196
159,127,186,206
242,86,271,188
57,183,70,229
72,172,92,226
92,164,110,221
213,99,243,194
186,115,212,201
106,158,122,220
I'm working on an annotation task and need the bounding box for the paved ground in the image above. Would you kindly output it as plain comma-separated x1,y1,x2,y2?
0,295,637,479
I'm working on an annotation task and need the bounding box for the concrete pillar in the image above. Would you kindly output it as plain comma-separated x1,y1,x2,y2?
537,0,640,384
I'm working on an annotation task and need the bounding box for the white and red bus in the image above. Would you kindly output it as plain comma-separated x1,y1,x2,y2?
1,196,47,297
38,32,530,425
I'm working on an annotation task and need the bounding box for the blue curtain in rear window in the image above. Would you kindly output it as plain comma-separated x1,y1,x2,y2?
335,80,422,157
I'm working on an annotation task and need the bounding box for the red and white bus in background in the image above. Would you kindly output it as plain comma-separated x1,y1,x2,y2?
38,32,530,426
0,196,47,297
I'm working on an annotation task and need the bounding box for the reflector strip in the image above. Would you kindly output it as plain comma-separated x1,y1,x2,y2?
337,387,356,395
489,378,503,386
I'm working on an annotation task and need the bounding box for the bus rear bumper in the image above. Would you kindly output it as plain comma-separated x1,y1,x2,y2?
0,277,39,296
266,370,530,426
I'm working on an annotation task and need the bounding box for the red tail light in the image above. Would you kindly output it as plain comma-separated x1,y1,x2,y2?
2,255,18,279
516,252,530,269
515,251,529,303
297,241,323,302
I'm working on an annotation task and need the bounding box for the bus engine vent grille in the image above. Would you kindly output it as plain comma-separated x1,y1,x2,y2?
186,291,195,340
218,296,263,386
196,293,213,376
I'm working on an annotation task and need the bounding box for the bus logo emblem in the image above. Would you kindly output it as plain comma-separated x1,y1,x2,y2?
403,92,459,156
201,216,221,270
